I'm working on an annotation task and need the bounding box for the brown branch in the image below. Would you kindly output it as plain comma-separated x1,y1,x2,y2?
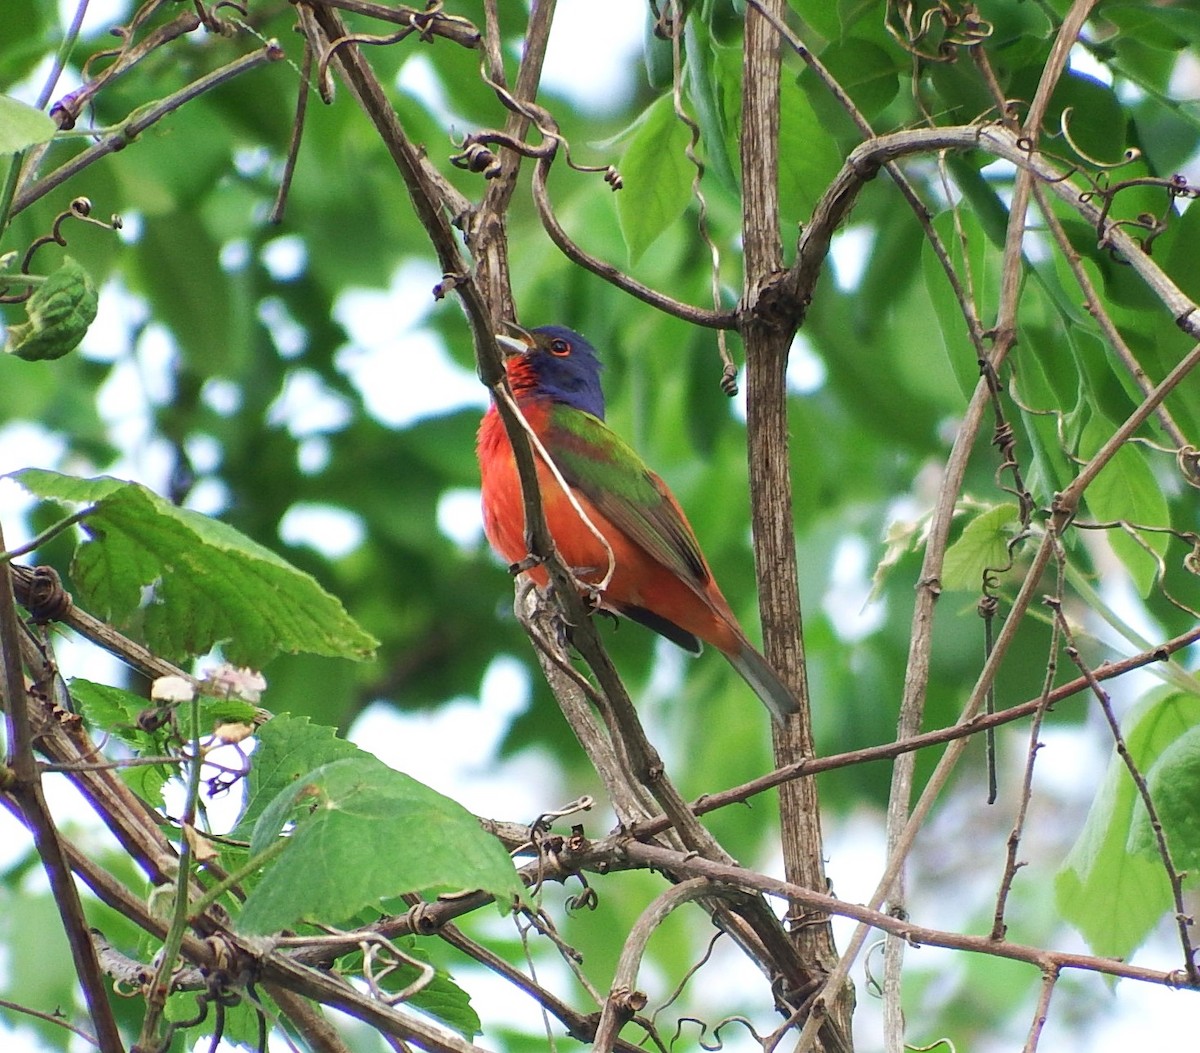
306,0,481,48
1022,965,1060,1053
0,527,125,1051
621,841,1199,991
529,152,735,329
739,4,847,1050
991,573,1065,940
12,40,285,216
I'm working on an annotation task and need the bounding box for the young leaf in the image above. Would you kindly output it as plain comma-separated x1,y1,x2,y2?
941,503,1021,592
4,257,98,361
616,93,694,264
237,722,524,934
1056,690,1200,959
0,94,56,154
1129,725,1200,869
70,677,173,806
10,469,378,666
1079,415,1170,598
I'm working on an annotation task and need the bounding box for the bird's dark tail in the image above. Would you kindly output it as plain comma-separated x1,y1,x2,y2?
727,641,800,726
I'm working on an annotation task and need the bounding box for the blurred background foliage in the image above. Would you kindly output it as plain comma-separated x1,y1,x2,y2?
3,0,1200,1049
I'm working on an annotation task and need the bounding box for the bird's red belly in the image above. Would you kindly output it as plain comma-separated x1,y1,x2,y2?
478,420,740,653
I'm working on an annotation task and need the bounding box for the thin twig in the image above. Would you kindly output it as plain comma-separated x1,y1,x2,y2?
594,878,748,1053
13,41,285,216
990,555,1066,939
1022,965,1060,1053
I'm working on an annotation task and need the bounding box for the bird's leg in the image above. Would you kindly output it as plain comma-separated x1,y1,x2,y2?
565,565,606,614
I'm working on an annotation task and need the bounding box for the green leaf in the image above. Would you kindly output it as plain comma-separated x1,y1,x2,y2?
232,714,364,837
778,83,844,223
237,717,524,934
1079,415,1170,598
0,94,56,154
616,93,695,263
816,38,901,120
4,257,98,361
920,210,1003,398
70,678,173,806
1056,691,1200,959
11,469,378,666
1129,725,1200,869
941,503,1021,592
684,20,738,193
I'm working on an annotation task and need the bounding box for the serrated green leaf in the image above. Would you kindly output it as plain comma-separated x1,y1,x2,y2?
1056,691,1200,959
616,93,695,263
5,257,98,361
232,714,363,837
1129,725,1200,869
0,94,56,154
941,503,1021,592
1079,415,1170,597
70,678,172,806
11,469,378,666
237,721,524,933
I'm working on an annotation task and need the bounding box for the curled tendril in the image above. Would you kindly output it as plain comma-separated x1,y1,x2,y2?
886,0,992,63
0,198,121,305
361,934,436,1005
564,879,598,913
1176,446,1200,489
450,140,502,178
719,362,739,397
1054,106,1143,169
465,69,623,189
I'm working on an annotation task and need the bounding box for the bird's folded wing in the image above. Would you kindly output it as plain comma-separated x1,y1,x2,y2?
546,405,712,591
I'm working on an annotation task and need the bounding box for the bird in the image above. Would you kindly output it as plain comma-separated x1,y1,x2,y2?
476,322,799,726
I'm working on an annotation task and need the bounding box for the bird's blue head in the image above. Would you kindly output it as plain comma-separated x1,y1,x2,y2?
496,323,606,420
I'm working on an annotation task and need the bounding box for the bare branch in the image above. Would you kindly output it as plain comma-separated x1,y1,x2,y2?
0,524,125,1051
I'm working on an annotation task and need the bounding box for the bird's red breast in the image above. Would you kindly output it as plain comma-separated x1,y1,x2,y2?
476,398,745,657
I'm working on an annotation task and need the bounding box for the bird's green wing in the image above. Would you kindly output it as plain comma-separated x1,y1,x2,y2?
545,404,710,588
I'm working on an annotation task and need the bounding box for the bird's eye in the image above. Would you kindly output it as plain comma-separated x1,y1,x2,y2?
548,338,571,357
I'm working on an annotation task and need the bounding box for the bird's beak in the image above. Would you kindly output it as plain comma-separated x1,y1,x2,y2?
495,320,534,358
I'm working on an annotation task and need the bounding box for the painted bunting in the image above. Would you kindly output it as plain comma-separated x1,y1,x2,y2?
476,323,799,725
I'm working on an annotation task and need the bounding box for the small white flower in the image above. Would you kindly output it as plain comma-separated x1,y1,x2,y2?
151,675,195,703
205,664,267,703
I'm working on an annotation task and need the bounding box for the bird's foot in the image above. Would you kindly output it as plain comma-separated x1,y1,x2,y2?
565,565,604,607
